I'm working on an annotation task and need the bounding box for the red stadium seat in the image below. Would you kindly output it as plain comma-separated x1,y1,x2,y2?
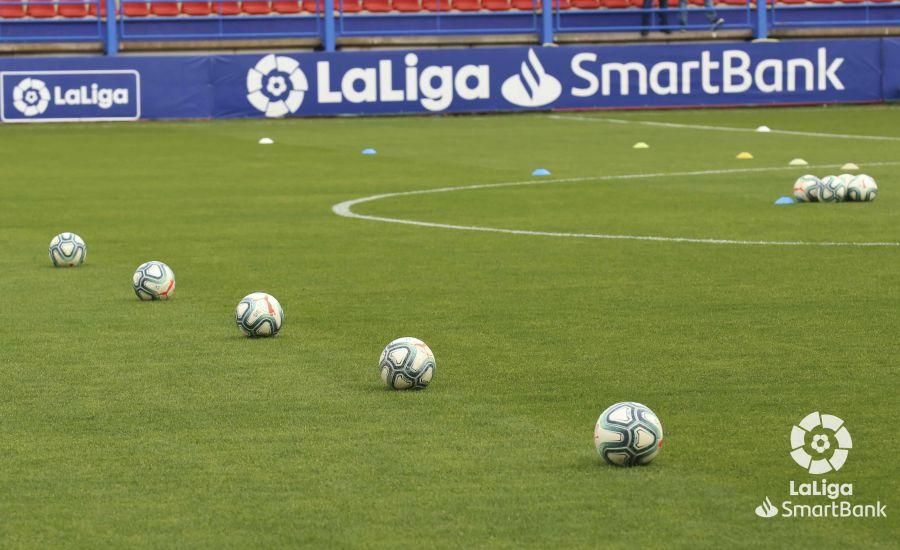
393,0,421,11
602,0,630,7
777,0,805,3
87,1,105,15
509,0,571,7
571,0,600,7
149,0,179,14
483,0,511,9
213,0,240,12
336,0,362,11
362,0,390,10
122,2,150,17
718,0,747,5
421,0,451,10
273,0,301,11
182,0,212,13
59,1,89,16
301,0,321,11
0,0,25,17
241,0,270,12
26,0,57,16
452,0,480,10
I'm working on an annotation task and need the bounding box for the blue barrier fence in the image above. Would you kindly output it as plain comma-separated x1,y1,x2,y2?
1,38,896,123
1,2,899,54
771,4,900,28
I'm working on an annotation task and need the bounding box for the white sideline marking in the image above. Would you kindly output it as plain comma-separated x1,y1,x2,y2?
332,163,900,247
549,114,900,142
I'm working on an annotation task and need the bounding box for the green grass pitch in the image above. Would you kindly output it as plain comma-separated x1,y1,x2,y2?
0,106,897,547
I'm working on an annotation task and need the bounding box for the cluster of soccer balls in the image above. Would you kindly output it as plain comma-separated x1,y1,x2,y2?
792,173,878,203
48,233,442,395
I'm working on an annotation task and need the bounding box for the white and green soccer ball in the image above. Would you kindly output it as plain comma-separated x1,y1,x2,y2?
594,401,664,467
235,292,283,337
379,337,435,390
132,261,176,300
846,174,878,202
49,232,86,267
792,175,820,203
818,175,846,203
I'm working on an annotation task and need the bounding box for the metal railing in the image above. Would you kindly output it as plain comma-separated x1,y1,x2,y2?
0,0,104,42
771,2,900,28
0,1,898,55
334,4,545,39
117,0,322,41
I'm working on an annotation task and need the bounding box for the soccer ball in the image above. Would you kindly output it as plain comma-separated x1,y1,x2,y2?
379,337,435,390
49,232,86,267
594,401,664,467
847,174,878,202
832,174,853,201
235,292,283,337
132,261,176,300
818,175,845,203
792,175,820,203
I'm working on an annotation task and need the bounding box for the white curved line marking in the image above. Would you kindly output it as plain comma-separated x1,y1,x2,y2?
549,114,900,142
333,162,900,247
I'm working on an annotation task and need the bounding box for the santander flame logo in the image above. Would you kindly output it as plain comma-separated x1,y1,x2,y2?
754,497,778,518
501,49,562,108
500,49,562,107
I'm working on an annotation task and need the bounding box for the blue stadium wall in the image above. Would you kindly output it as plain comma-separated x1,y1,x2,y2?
2,38,899,122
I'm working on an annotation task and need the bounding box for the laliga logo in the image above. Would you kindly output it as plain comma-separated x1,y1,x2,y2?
247,54,308,118
753,412,886,520
12,77,51,117
501,49,562,108
790,411,852,474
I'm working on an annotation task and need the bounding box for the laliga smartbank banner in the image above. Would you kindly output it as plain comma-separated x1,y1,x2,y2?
217,39,882,117
0,39,896,122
